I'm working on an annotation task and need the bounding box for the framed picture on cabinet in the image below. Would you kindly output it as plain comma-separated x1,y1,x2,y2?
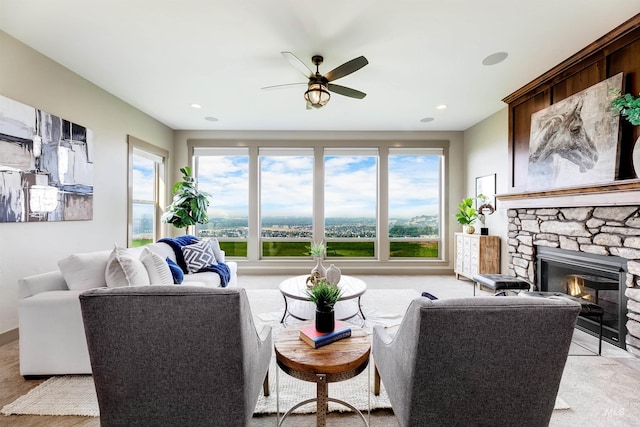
475,173,496,208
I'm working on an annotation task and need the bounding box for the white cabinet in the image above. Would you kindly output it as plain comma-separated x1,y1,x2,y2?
454,233,500,280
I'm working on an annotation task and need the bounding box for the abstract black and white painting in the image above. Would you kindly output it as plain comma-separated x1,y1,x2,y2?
527,73,622,190
0,95,93,222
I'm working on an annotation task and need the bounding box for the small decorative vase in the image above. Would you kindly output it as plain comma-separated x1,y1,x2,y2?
315,310,335,333
326,264,342,286
463,225,475,234
311,257,326,278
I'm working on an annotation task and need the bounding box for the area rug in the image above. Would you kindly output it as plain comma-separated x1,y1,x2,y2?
0,371,571,417
1,288,571,417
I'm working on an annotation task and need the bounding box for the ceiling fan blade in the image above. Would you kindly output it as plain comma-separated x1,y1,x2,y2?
281,51,313,79
328,83,367,99
261,82,307,90
324,56,368,82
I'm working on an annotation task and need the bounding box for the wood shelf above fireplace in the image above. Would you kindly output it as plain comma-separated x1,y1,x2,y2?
496,179,640,209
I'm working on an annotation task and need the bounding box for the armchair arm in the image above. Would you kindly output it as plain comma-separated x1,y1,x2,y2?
373,325,393,345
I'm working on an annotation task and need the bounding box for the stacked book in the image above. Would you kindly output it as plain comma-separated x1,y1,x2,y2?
299,321,352,349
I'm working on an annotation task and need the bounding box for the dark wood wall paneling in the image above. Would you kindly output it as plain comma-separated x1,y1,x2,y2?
503,14,640,193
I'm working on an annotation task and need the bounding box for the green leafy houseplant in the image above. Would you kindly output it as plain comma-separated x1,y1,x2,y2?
306,279,342,313
307,241,325,258
455,197,478,226
161,166,212,234
610,88,640,126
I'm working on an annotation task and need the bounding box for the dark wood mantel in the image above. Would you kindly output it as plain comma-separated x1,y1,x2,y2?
503,14,640,195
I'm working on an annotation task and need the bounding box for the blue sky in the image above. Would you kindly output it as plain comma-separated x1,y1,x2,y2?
187,153,441,219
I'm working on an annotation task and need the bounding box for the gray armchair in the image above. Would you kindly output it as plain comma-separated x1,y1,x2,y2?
80,285,272,427
372,296,580,427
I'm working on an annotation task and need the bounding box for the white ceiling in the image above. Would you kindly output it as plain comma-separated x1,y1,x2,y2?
1,1,639,132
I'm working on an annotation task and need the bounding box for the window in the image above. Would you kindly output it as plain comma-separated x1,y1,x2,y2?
194,148,249,257
127,136,167,247
260,148,313,257
388,148,442,258
192,140,446,264
324,149,377,257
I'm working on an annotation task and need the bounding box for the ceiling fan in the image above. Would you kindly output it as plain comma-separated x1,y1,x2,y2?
263,52,369,109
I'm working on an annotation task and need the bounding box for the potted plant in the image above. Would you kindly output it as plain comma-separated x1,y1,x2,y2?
610,88,640,126
161,166,212,235
306,279,342,332
455,197,478,234
307,240,326,277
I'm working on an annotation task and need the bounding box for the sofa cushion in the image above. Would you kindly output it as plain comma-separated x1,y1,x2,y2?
105,245,150,288
140,247,173,285
58,250,111,291
209,238,224,263
182,240,216,273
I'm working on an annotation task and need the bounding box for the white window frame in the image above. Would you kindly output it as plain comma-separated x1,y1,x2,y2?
127,136,168,247
189,139,448,269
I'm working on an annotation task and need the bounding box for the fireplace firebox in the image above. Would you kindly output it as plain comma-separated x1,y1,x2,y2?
536,247,628,349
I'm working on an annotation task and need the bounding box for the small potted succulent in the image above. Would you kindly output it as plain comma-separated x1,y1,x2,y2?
306,279,342,332
455,197,478,234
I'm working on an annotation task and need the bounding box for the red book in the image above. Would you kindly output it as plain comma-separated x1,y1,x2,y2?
299,320,352,348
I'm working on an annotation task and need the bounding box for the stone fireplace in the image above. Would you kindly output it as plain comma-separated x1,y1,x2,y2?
506,206,640,356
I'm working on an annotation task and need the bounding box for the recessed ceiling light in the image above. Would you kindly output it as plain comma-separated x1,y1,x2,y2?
482,52,508,66
204,116,219,122
420,117,435,123
436,104,447,110
191,103,202,109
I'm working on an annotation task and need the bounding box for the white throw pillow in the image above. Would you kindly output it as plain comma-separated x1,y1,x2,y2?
182,240,216,273
140,247,174,285
58,250,111,290
105,244,150,288
208,238,224,263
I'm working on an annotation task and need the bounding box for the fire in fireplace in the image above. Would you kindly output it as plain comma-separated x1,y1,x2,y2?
536,247,628,348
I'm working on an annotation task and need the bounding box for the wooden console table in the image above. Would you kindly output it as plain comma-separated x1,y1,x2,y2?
454,233,500,280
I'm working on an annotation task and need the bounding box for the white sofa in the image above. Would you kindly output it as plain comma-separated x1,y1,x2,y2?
18,241,238,377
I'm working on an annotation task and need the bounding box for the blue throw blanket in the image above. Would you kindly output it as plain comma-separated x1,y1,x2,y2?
158,235,231,287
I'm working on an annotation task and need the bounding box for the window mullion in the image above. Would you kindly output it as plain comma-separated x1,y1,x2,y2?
378,146,389,261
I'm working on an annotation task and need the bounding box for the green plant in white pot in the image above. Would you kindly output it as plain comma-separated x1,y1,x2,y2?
161,166,212,235
455,197,478,234
307,240,327,277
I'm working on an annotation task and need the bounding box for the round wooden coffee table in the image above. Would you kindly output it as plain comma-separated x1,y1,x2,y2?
279,275,367,325
274,326,371,426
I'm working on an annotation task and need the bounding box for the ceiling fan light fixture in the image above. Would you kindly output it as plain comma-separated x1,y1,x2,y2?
304,83,331,108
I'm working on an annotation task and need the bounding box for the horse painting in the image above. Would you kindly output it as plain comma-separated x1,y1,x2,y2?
527,73,622,190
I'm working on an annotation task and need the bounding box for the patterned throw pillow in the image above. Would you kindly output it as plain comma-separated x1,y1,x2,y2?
181,240,216,273
140,247,173,285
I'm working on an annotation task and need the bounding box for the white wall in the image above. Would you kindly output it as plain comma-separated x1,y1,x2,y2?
0,32,174,337
463,107,510,272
